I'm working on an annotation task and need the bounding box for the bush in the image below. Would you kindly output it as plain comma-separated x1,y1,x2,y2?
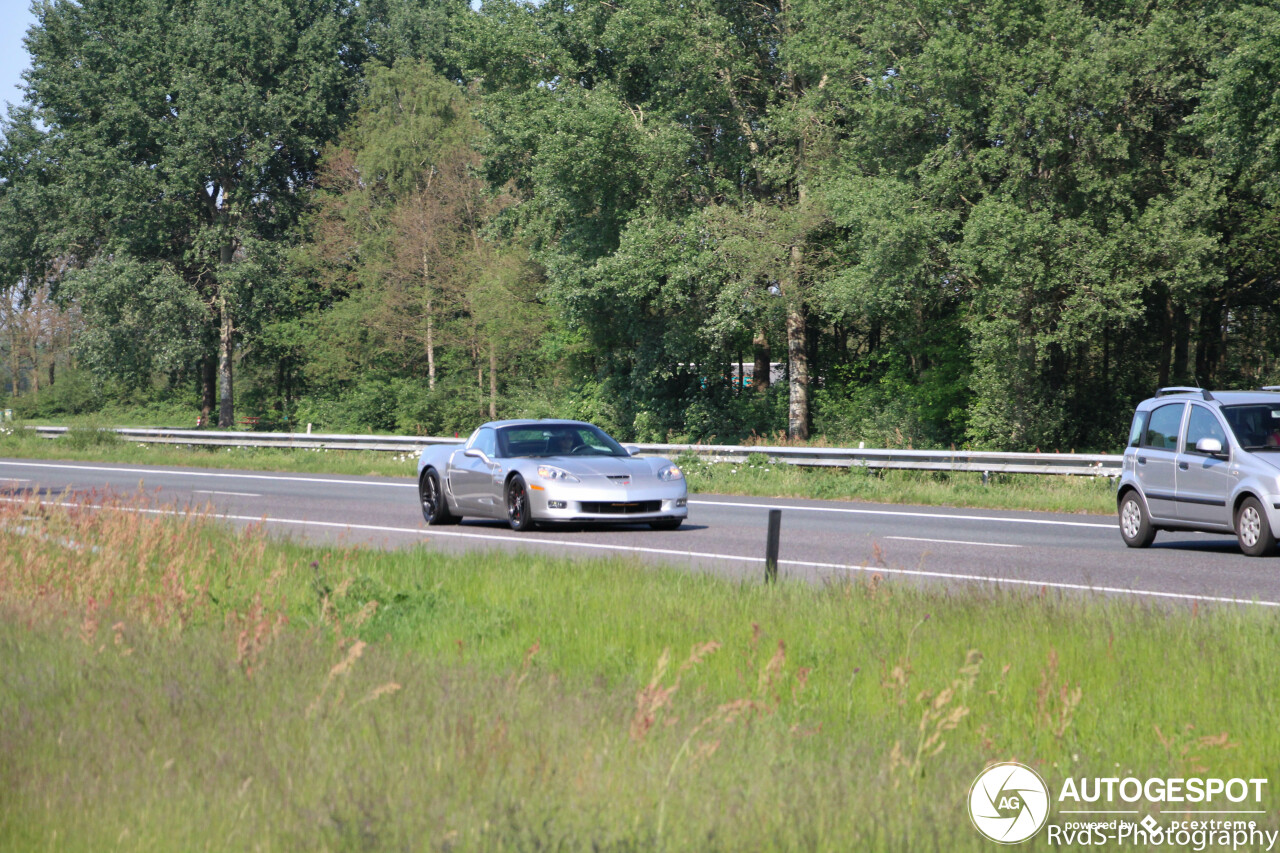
0,418,34,448
62,416,120,449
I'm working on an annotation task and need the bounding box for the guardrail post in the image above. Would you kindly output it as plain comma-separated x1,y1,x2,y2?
765,509,782,583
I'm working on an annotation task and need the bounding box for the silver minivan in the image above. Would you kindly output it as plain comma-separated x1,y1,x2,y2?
1118,387,1280,556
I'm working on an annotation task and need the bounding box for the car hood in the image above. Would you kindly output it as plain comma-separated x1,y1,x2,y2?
1252,450,1280,473
541,455,672,479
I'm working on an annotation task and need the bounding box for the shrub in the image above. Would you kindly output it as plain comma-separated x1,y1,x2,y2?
62,416,121,449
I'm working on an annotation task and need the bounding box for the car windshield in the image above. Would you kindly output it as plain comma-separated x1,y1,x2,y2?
1221,405,1280,450
497,425,630,458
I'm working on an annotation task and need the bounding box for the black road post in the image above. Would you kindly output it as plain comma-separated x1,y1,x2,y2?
765,509,782,583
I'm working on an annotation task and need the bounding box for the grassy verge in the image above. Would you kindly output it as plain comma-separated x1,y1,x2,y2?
0,492,1275,850
0,425,1117,514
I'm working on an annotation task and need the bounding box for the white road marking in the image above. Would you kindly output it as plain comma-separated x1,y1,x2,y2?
192,490,262,497
690,498,1115,528
7,496,1277,609
885,535,1021,549
0,460,414,488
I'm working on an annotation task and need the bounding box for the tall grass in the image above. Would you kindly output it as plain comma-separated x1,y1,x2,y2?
1,492,1275,850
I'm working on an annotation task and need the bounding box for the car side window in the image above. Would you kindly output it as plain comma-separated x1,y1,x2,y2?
474,428,497,458
1184,406,1227,454
1142,403,1184,450
1128,411,1149,448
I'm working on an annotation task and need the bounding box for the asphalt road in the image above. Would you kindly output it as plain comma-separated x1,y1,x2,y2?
3,457,1278,607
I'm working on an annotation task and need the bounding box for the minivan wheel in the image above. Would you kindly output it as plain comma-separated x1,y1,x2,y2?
1118,492,1155,548
1235,496,1276,557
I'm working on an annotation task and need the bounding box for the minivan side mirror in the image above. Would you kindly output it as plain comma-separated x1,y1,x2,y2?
1195,437,1225,456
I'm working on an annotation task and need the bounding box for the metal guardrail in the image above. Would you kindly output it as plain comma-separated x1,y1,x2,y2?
29,426,1123,476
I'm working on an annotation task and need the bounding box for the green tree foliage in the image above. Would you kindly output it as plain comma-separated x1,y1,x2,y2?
292,60,546,434
5,0,1280,448
24,0,361,424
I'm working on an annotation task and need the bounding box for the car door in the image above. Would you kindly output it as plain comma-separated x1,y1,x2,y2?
1175,404,1233,527
470,426,505,514
1136,402,1185,521
449,428,499,514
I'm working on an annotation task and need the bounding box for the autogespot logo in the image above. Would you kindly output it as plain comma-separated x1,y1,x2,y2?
969,762,1051,844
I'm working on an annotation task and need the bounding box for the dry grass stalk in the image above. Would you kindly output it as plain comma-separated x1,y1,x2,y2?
888,649,983,786
307,639,369,718
631,641,722,743
1036,648,1083,738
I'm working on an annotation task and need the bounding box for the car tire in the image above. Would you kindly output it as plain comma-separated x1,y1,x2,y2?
1118,492,1155,548
419,468,460,525
649,518,683,531
506,473,535,532
1235,496,1276,557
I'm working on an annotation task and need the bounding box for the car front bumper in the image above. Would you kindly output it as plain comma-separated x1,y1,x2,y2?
528,481,688,523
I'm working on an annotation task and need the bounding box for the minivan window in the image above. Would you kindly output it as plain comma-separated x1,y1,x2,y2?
1184,406,1227,454
1221,405,1280,450
1142,403,1184,450
1127,411,1149,448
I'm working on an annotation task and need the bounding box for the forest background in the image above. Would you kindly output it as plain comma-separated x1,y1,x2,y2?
1,0,1278,452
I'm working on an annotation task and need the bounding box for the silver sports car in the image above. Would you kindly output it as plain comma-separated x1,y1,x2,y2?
416,419,689,531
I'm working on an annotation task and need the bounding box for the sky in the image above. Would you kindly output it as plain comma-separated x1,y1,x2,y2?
0,0,38,112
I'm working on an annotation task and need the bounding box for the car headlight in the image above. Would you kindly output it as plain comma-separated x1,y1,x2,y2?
537,465,580,483
657,465,683,481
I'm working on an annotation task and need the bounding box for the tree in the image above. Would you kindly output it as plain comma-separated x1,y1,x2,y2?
468,0,842,439
293,60,545,429
25,0,360,424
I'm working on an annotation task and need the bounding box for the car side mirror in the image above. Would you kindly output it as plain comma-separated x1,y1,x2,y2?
1195,437,1225,456
623,444,640,456
464,448,491,463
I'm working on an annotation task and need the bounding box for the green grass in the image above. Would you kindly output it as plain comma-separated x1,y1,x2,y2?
0,493,1276,850
0,426,1118,514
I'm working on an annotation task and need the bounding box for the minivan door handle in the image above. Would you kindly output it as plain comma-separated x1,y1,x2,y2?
1137,456,1147,464
1178,461,1189,470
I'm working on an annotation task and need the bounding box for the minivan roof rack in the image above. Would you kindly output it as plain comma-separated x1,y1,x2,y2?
1260,386,1280,393
1156,386,1214,401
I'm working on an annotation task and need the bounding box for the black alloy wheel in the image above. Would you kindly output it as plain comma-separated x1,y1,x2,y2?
506,474,534,531
420,469,459,525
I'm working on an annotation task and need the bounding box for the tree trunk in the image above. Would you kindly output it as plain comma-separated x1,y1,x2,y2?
752,329,770,392
489,343,497,419
426,309,436,391
785,239,810,440
1196,300,1223,387
31,354,38,401
1173,303,1190,384
786,303,810,440
1157,294,1172,389
423,252,436,390
217,240,236,428
201,356,216,421
9,318,19,398
218,290,234,428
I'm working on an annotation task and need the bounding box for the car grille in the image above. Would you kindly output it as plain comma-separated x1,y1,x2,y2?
578,500,661,515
